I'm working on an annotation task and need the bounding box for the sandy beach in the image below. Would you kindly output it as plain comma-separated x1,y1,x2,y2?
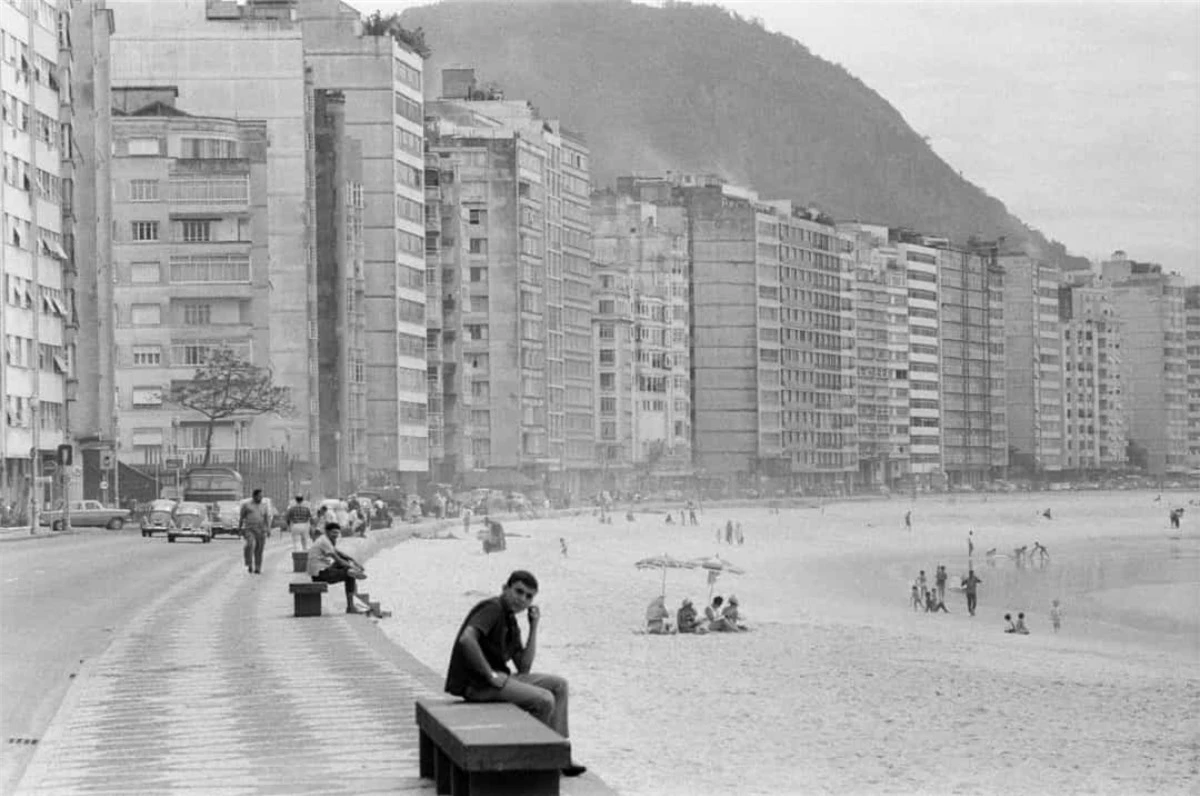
370,491,1199,795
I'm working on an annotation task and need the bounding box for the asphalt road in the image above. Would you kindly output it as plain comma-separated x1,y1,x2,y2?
0,528,244,793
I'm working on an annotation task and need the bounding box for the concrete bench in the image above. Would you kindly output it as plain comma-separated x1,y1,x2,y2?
416,698,570,796
288,580,327,617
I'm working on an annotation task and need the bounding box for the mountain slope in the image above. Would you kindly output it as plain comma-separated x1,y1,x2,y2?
403,0,1081,261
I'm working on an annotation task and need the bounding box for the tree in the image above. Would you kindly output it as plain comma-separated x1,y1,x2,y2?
169,348,294,466
362,10,431,58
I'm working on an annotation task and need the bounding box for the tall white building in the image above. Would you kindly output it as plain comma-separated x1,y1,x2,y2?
1,0,76,515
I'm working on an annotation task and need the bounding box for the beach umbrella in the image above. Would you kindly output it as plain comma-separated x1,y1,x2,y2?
690,555,746,599
635,554,698,596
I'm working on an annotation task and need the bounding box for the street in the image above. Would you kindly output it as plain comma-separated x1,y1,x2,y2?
0,529,238,793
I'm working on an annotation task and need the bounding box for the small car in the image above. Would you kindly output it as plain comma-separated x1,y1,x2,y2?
209,500,243,538
142,499,180,537
168,502,214,543
43,500,133,531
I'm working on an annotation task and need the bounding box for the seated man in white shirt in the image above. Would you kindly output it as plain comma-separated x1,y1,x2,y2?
306,523,364,614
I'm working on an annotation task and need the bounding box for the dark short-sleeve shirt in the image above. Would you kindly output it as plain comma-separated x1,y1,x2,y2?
445,597,523,696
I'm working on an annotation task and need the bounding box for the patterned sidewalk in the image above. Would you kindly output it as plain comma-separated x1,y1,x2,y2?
16,536,614,795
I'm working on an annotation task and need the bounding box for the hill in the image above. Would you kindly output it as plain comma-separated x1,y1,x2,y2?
402,0,1084,263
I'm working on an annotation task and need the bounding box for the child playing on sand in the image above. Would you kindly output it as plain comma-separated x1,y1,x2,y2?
911,582,923,612
1004,613,1017,633
1050,600,1063,632
1014,613,1030,634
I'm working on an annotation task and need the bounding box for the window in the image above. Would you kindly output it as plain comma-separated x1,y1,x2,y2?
469,209,487,225
599,349,615,365
130,304,161,326
469,267,487,283
131,386,163,407
183,303,211,326
169,176,249,204
469,238,487,255
131,345,161,366
170,254,250,283
393,93,422,124
178,220,212,242
131,221,158,241
130,262,160,284
130,179,158,201
180,138,238,159
127,137,160,156
466,324,488,341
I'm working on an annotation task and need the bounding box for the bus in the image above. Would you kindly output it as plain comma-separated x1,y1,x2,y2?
182,466,245,504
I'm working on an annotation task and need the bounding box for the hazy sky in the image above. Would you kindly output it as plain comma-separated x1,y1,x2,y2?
357,0,1200,282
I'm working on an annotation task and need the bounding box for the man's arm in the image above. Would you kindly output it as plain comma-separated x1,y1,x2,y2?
459,626,510,689
514,605,539,673
238,504,248,533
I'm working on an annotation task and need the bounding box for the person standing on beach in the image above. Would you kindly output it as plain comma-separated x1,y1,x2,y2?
238,489,270,574
904,510,912,531
444,570,587,778
962,569,982,616
1050,599,1063,632
935,565,947,601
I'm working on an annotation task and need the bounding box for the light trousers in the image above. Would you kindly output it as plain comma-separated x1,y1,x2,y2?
463,672,571,738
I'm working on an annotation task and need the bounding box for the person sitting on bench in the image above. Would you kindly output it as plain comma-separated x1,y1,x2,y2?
444,569,587,778
307,523,364,614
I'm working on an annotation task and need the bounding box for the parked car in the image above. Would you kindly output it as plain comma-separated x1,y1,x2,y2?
168,502,213,543
209,500,243,538
42,500,132,531
142,499,180,537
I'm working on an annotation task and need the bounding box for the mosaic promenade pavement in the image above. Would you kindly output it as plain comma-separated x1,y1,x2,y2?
16,543,444,795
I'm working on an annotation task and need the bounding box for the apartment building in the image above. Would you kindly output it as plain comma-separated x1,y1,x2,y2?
1059,277,1127,472
935,243,1007,486
1001,254,1065,475
107,0,314,468
0,0,75,512
841,222,910,488
895,234,945,488
1186,285,1200,472
590,191,691,491
312,88,365,494
426,70,594,493
65,0,114,499
617,174,856,492
297,0,428,480
107,91,271,465
1102,251,1188,476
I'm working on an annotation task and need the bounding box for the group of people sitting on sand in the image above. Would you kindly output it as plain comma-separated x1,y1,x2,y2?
645,594,749,634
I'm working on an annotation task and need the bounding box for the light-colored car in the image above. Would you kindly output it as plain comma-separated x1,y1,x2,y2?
142,499,180,537
168,502,213,543
43,500,132,531
210,500,243,538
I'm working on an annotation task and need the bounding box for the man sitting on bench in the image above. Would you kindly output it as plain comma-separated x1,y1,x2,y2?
444,569,587,778
307,523,364,614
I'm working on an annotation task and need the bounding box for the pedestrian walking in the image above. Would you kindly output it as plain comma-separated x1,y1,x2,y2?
1050,599,1063,632
962,569,982,617
904,510,912,531
238,489,271,574
285,495,313,552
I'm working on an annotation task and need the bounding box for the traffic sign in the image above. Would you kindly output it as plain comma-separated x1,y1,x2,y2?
56,444,73,466
99,479,109,491
165,458,184,470
42,461,57,474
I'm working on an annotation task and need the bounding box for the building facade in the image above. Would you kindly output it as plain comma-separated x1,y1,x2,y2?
1001,254,1065,476
107,0,314,468
935,243,1007,486
298,0,428,482
1059,278,1127,473
107,94,271,466
1102,251,1188,476
426,71,594,493
312,88,365,495
1,0,77,516
896,236,945,488
590,191,691,491
1186,285,1200,473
